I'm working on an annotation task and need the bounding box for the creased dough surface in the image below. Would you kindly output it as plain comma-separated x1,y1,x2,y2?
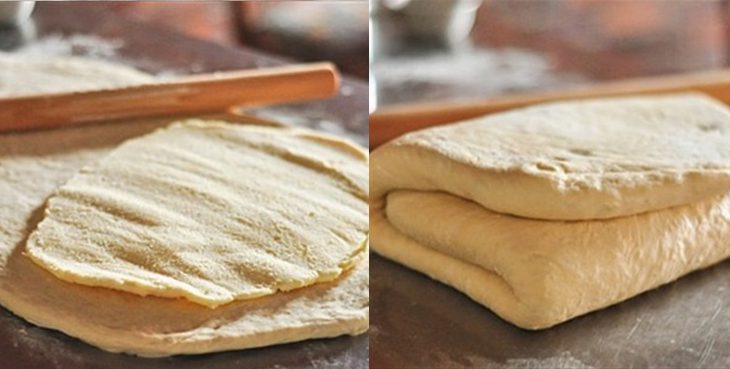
0,55,368,356
26,121,368,307
370,94,730,329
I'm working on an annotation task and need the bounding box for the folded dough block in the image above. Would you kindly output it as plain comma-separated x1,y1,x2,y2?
370,94,730,329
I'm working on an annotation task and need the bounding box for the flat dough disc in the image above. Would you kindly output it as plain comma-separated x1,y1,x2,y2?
0,56,368,356
26,120,369,307
374,94,730,220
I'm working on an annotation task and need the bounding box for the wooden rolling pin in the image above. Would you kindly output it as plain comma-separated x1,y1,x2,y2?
370,69,730,148
0,62,339,133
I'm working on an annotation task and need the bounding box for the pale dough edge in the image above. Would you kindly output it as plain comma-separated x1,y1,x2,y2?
0,256,369,357
24,234,370,309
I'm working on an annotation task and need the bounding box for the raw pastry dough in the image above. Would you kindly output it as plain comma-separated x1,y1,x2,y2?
0,53,152,96
373,94,730,221
371,94,730,329
374,191,730,329
0,56,368,356
26,121,368,307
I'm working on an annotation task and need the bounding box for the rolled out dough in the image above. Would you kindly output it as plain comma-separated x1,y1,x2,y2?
0,55,368,356
370,94,730,329
26,120,368,307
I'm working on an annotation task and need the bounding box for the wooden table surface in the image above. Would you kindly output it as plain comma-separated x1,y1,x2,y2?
0,3,368,369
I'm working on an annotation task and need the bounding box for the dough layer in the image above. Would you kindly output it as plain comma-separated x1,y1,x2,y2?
0,53,152,96
373,191,730,329
376,94,730,221
26,120,368,307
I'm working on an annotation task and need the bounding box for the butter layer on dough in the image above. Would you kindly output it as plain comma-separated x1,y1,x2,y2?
375,94,730,221
25,120,368,308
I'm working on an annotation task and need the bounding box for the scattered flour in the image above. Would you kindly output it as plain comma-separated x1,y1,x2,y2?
373,47,586,105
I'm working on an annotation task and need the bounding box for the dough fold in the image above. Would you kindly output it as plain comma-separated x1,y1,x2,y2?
370,94,730,329
374,94,730,221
